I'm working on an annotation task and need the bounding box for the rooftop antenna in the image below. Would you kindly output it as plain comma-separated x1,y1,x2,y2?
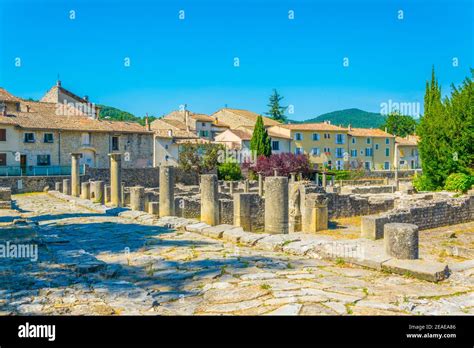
56,73,61,87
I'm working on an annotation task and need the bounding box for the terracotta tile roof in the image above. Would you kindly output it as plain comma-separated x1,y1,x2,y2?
175,138,211,144
237,125,291,139
229,128,253,140
278,123,346,131
214,108,281,126
159,118,188,130
150,119,197,138
0,88,21,102
347,128,394,137
190,113,214,122
395,135,419,145
0,99,150,133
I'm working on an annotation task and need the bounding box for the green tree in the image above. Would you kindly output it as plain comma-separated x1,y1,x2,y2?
250,115,272,157
416,67,473,190
380,111,417,137
265,89,287,122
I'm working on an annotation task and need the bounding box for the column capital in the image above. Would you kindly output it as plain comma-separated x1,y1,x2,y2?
108,153,122,159
70,152,83,158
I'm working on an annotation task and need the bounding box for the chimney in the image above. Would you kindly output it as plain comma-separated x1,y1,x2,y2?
84,95,89,102
168,129,173,137
145,113,151,131
185,109,189,129
56,80,61,87
348,124,352,131
384,127,388,133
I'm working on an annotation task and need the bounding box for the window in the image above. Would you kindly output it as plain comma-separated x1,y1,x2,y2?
82,133,91,146
311,148,320,156
365,148,373,156
44,133,54,143
16,103,21,111
324,133,331,139
335,134,345,144
112,136,119,151
351,137,356,144
336,160,343,170
360,150,364,155
364,161,371,170
0,153,6,166
375,144,379,150
335,148,344,158
202,122,206,127
37,154,51,166
400,160,405,165
295,147,303,155
385,138,390,145
411,149,416,156
323,147,331,154
384,162,390,170
350,149,357,157
0,129,6,141
366,138,371,144
200,130,209,137
312,133,320,141
294,133,303,141
385,148,390,156
24,133,35,143
272,141,280,151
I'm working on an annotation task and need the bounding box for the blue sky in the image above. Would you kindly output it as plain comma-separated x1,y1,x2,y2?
0,0,472,120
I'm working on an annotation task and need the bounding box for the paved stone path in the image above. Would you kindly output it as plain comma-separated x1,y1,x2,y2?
0,193,473,315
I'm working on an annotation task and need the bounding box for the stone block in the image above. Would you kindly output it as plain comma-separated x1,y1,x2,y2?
202,224,234,239
361,215,388,240
381,259,449,282
148,201,159,215
185,222,211,233
384,223,419,259
256,234,300,251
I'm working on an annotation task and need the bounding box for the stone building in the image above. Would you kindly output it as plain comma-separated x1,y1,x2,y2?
0,83,153,171
162,109,223,140
211,108,281,129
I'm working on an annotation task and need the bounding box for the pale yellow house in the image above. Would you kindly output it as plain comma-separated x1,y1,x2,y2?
346,127,395,171
394,135,421,170
267,122,348,169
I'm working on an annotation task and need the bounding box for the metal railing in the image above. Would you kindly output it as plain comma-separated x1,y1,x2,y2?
0,165,85,177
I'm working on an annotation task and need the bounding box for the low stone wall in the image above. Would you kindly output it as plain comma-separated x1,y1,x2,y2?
86,166,198,187
340,185,396,195
0,175,88,194
362,194,474,239
327,193,395,218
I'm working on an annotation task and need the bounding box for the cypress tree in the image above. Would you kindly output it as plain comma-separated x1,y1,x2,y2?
250,115,272,157
265,89,287,123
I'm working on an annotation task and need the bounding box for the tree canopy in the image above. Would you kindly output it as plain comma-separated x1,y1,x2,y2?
250,115,272,157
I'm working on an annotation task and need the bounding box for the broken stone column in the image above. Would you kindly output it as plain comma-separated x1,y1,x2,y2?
105,185,111,203
93,181,105,204
229,181,234,195
302,193,329,233
394,170,399,191
130,186,145,211
290,173,296,183
200,174,219,225
148,202,159,215
234,193,258,231
384,223,419,259
109,153,122,207
314,174,319,186
331,175,335,187
159,166,175,217
55,182,62,192
70,153,82,197
258,174,264,196
322,173,327,188
244,179,249,193
264,176,289,234
289,183,302,233
62,179,71,195
80,182,90,199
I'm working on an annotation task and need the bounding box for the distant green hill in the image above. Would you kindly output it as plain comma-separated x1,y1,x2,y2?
303,108,386,128
98,105,157,125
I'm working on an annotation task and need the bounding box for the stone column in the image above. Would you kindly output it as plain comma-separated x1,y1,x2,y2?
55,182,62,192
331,175,335,187
148,202,159,215
290,173,296,184
70,153,82,197
322,173,327,188
234,193,258,231
273,169,278,176
394,170,400,191
258,174,264,197
302,193,329,233
264,176,289,234
80,182,90,199
229,181,234,195
130,186,145,211
289,183,302,233
384,223,419,259
314,173,319,186
62,179,71,195
244,179,250,193
108,153,122,207
93,181,105,204
159,166,175,217
105,185,111,203
200,174,219,226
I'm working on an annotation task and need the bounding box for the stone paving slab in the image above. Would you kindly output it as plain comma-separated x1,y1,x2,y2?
382,259,450,282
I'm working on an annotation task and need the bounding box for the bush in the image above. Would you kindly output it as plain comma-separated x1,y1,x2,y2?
243,153,311,177
217,160,242,181
444,173,473,193
413,173,437,192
